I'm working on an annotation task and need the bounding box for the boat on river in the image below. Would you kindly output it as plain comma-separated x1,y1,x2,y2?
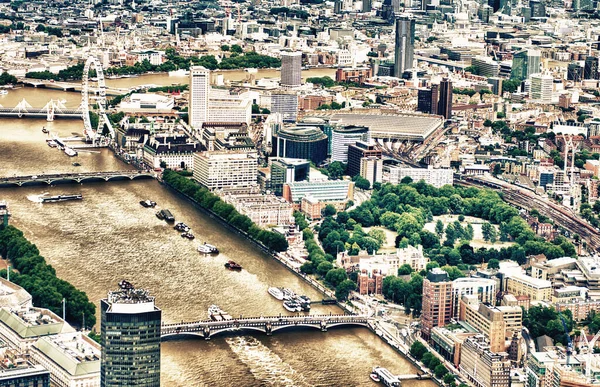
41,194,83,203
173,222,189,232
64,147,77,157
156,209,175,222
283,300,301,312
181,232,195,240
198,243,218,254
268,287,284,300
371,367,400,387
140,200,157,208
225,260,242,271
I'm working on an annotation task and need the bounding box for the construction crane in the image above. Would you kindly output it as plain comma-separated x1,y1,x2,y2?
560,313,574,366
579,330,600,380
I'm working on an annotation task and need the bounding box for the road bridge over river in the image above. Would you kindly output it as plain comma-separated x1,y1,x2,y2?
161,314,371,340
0,171,154,187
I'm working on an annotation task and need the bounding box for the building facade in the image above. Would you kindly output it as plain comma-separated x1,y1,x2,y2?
387,166,453,187
330,126,370,163
438,78,453,119
511,50,541,81
421,268,453,340
100,282,161,387
347,141,383,177
271,93,299,122
394,17,415,77
360,157,383,185
193,151,258,190
273,127,328,164
280,51,302,88
189,66,210,129
460,335,511,387
31,332,100,387
505,274,552,301
270,158,310,196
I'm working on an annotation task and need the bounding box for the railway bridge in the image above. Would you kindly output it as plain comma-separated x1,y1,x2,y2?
0,171,154,187
161,314,372,340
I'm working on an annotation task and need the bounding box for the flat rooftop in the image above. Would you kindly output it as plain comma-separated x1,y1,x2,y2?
34,333,100,376
315,113,443,141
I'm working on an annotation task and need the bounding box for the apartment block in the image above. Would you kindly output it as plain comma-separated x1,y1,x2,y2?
193,151,258,190
421,268,453,340
460,335,511,387
505,274,552,302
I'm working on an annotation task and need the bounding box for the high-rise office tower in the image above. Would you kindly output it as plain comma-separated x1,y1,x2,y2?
101,281,161,387
362,0,372,12
529,0,546,17
567,62,583,82
417,86,439,115
421,268,453,341
585,56,599,79
437,78,452,119
393,17,415,78
189,66,210,129
280,51,302,88
334,0,343,13
430,84,439,115
529,73,553,103
511,49,541,81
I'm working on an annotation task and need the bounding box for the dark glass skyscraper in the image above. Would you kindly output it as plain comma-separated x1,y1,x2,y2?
394,17,415,78
585,56,599,80
101,281,161,387
437,78,453,120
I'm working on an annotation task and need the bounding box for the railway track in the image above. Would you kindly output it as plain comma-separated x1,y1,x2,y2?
455,177,600,253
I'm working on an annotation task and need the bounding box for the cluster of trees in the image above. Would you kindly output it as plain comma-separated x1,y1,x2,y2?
434,218,474,246
295,213,357,300
163,170,288,252
410,342,458,384
251,104,270,115
0,21,24,33
307,76,335,88
464,65,479,75
316,215,389,256
382,273,424,316
354,176,371,190
26,62,89,82
0,226,96,329
269,7,310,19
147,85,188,93
452,88,477,97
0,72,17,86
319,161,347,180
582,310,600,333
218,51,281,70
28,49,280,82
523,306,574,345
35,24,63,37
220,44,243,54
316,101,344,110
502,78,521,93
311,180,576,305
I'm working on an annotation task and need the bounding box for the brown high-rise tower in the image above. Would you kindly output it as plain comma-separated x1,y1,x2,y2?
437,77,453,119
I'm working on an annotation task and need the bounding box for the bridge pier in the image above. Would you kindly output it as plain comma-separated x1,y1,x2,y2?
203,326,211,340
265,322,272,336
320,321,327,332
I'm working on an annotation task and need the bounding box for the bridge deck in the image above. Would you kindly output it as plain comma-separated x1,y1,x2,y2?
0,171,155,186
161,314,371,340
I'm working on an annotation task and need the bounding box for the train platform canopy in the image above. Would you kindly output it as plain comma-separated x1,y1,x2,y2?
310,113,443,142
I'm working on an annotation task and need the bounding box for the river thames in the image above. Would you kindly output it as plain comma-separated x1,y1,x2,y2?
0,71,434,387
